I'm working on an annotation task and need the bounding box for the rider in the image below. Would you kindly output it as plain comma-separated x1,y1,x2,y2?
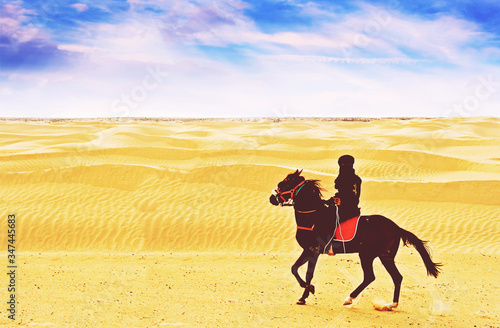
332,154,362,222
324,155,362,256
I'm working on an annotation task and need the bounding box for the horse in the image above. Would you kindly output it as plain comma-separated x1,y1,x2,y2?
269,169,442,309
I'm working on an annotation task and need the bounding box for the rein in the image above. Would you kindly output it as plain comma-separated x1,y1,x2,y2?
323,205,347,254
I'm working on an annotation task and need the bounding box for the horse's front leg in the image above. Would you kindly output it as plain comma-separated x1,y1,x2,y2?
294,250,319,305
291,250,309,288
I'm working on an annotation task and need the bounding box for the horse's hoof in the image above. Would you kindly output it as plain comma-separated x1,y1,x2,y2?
374,301,398,311
382,302,398,311
296,298,306,305
343,296,355,306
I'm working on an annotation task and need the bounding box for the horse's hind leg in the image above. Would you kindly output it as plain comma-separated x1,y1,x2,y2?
344,252,376,305
379,254,403,310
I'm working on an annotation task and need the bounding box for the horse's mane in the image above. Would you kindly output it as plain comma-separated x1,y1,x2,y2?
306,179,326,200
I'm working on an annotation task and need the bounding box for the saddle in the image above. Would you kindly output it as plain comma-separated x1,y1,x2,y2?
333,215,361,242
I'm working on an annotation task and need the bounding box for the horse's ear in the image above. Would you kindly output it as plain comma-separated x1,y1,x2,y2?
298,169,303,176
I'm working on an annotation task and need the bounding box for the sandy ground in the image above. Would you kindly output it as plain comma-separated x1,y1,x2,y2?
0,117,499,327
0,252,498,327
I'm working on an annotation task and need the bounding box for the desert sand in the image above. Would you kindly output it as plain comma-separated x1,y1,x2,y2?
0,117,499,327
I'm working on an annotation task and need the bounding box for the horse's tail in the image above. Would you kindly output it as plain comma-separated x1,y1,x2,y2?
399,228,442,278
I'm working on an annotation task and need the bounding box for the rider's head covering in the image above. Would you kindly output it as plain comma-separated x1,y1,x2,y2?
338,155,354,167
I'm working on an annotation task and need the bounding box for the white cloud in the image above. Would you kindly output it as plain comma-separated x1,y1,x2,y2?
151,2,492,69
57,44,97,53
71,3,89,12
0,3,47,44
260,55,425,65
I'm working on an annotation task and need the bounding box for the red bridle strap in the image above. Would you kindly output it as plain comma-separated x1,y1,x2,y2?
278,180,306,202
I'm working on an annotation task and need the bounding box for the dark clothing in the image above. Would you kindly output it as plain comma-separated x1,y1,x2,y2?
334,168,362,222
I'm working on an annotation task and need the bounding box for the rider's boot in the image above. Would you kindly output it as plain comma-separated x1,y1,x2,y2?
327,244,335,256
327,241,344,256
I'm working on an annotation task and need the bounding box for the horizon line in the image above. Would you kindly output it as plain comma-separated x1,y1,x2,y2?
0,116,497,123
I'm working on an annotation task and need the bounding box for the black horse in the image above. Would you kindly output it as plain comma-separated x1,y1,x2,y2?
269,170,441,308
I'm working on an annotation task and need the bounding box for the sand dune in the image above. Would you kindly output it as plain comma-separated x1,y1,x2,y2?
0,117,499,254
0,117,498,327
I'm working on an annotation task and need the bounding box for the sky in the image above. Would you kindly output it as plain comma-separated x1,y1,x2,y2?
1,0,499,118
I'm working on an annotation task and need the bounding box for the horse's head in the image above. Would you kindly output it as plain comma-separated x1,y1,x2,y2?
269,169,306,206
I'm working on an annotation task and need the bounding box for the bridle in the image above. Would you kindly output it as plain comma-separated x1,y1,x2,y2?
273,177,319,234
275,180,306,204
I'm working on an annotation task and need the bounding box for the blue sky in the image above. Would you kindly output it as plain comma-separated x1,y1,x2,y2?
1,0,499,118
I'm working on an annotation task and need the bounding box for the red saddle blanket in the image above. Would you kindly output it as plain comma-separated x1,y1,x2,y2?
334,215,361,242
